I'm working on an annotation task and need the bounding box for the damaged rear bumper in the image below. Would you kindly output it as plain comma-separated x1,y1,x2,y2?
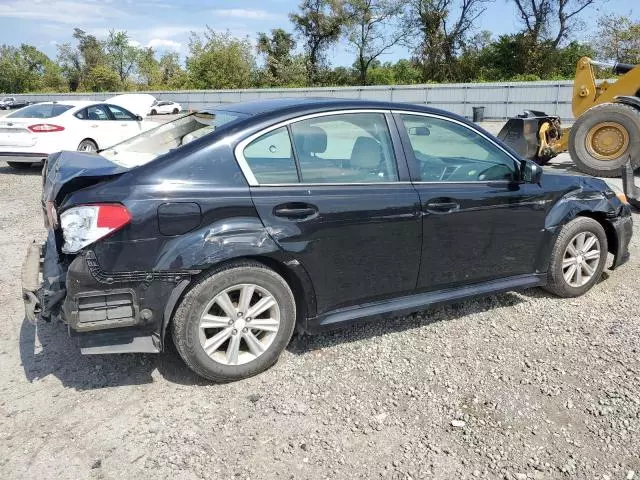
21,241,43,324
20,233,193,354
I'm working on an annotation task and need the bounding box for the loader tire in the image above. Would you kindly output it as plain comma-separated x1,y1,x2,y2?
569,102,640,177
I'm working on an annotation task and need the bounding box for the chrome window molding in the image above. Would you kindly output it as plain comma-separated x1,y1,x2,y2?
391,109,522,169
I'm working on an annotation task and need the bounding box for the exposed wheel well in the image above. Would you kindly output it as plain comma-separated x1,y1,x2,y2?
78,138,98,149
576,211,618,255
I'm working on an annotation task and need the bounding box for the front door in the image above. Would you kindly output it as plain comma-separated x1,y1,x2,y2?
241,111,422,315
395,112,548,292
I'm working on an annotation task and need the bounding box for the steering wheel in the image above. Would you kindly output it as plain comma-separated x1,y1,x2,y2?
477,164,514,181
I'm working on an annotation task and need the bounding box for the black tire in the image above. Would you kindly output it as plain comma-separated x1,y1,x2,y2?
569,103,640,177
150,109,157,115
171,261,297,381
172,108,179,114
543,217,608,298
77,139,98,153
6,161,34,169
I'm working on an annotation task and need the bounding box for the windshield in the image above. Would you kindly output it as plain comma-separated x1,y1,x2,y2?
100,110,248,167
8,103,74,118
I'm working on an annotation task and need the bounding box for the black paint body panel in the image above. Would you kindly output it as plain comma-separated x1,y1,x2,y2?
38,99,633,351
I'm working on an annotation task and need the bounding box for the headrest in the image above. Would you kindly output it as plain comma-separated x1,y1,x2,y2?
350,136,382,169
293,125,327,156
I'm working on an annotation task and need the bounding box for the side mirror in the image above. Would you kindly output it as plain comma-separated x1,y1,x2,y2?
136,115,143,122
409,126,430,136
521,159,543,184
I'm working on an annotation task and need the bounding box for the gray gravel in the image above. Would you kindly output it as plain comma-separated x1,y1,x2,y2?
0,159,639,480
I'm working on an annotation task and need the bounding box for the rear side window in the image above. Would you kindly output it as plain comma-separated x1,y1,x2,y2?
7,104,73,119
243,127,298,184
76,105,111,121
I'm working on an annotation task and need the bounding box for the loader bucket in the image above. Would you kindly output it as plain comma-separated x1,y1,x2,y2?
497,110,561,165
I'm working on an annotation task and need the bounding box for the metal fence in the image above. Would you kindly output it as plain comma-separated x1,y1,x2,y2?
8,80,577,120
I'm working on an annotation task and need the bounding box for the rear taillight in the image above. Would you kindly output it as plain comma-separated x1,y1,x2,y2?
60,204,131,253
28,124,65,133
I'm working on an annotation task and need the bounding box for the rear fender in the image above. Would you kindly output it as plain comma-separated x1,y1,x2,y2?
158,217,317,346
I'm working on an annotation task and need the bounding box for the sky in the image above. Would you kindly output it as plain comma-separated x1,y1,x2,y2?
0,0,636,67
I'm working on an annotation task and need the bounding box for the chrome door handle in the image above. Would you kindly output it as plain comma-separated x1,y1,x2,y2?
425,202,460,214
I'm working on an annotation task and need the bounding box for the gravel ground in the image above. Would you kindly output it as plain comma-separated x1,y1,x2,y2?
0,157,639,480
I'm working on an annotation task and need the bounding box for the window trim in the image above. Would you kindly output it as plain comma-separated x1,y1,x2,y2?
234,109,399,187
392,110,522,184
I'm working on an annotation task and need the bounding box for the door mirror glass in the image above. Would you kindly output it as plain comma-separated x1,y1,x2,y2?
136,115,144,122
522,160,543,184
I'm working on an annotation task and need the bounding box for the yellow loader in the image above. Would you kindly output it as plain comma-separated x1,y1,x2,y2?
498,56,640,205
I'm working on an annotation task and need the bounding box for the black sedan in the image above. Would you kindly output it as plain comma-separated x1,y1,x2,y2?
23,98,633,381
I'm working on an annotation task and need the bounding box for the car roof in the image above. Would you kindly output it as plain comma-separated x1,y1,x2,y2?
207,97,456,120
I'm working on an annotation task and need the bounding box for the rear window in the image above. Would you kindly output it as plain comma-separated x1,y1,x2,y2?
8,104,73,119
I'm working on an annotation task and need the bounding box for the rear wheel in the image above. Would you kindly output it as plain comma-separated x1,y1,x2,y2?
543,217,608,298
150,109,157,115
569,103,640,177
172,261,297,381
77,139,98,153
172,108,179,114
6,161,34,170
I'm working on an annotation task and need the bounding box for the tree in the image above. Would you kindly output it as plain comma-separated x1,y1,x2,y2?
510,0,597,48
257,28,297,85
104,30,139,85
158,51,187,89
186,28,255,89
290,0,348,85
345,0,406,84
0,44,64,93
591,14,640,64
137,47,160,87
85,65,121,92
57,28,106,91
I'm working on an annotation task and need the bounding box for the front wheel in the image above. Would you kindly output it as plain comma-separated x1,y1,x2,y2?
172,108,179,114
543,217,608,298
172,261,297,381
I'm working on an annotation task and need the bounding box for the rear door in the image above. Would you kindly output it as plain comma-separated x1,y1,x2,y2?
239,111,422,316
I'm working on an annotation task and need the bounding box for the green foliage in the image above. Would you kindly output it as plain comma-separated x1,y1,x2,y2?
257,29,297,86
0,1,614,94
290,0,347,85
85,65,121,92
186,28,255,89
592,14,640,64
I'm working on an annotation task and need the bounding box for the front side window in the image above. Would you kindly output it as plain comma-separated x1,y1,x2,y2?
290,113,397,183
400,114,518,182
107,104,137,120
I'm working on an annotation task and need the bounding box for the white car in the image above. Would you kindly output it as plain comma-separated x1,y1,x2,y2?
0,96,156,169
149,101,182,115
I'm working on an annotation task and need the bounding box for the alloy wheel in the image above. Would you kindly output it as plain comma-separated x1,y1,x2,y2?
198,283,281,366
562,231,601,287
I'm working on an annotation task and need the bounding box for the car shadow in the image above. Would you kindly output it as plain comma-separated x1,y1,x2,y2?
18,291,529,388
287,291,527,355
0,164,42,175
19,317,210,389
